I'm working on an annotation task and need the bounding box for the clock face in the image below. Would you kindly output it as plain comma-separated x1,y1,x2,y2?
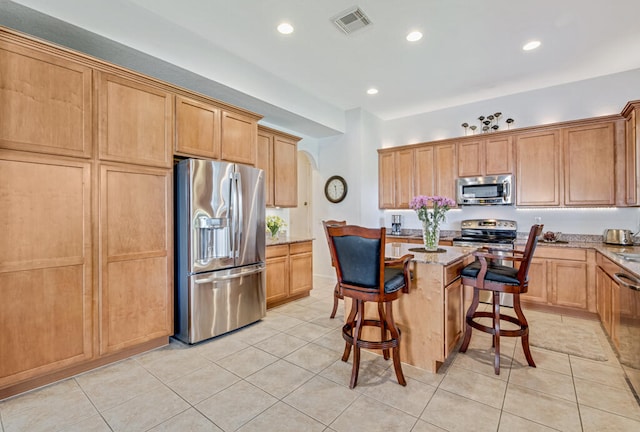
325,176,347,203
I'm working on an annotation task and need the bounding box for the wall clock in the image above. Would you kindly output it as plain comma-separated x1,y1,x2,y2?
324,175,348,203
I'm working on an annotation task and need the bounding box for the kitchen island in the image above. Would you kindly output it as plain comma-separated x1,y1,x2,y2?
347,243,476,373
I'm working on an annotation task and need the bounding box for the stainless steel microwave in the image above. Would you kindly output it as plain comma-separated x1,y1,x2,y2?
456,175,513,205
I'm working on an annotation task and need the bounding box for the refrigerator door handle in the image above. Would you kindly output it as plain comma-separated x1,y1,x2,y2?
194,264,265,284
236,171,243,258
228,170,236,259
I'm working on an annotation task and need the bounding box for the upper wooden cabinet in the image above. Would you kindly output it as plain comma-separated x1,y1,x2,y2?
220,110,259,166
378,147,415,209
434,143,457,201
457,136,512,177
379,143,456,209
97,72,174,168
622,101,640,206
175,95,221,159
257,126,300,208
515,129,562,206
395,148,415,208
563,122,616,206
0,40,93,158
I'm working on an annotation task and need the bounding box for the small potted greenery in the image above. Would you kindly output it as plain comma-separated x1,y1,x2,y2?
266,215,286,238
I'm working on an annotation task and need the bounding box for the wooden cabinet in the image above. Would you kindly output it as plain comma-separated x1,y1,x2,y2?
220,110,258,166
289,242,313,297
434,143,457,201
0,40,93,158
266,241,313,308
515,129,561,206
622,101,640,206
444,277,464,355
99,164,173,355
595,254,633,349
521,246,593,313
0,151,93,390
257,126,300,208
458,136,512,177
378,143,456,209
175,95,221,159
377,148,414,209
563,122,616,206
97,72,173,168
414,146,435,196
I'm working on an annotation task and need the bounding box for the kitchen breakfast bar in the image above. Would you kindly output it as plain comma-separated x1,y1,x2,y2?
346,243,477,373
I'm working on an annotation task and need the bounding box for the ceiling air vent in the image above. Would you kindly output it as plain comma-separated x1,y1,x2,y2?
332,7,372,34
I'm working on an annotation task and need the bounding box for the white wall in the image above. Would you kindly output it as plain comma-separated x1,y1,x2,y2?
311,69,640,278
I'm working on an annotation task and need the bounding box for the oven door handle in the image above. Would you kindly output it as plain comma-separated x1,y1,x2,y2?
614,272,640,291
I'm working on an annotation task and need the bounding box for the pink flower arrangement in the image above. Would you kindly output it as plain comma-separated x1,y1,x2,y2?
409,195,455,226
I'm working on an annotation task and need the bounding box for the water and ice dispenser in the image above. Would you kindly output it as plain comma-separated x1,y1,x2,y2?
196,215,230,263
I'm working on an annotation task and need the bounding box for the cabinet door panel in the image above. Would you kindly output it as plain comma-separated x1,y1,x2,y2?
414,146,435,196
522,259,548,304
273,136,297,207
290,251,313,296
175,96,220,159
457,140,482,177
485,136,512,175
379,152,395,208
0,42,92,157
100,164,172,355
551,261,587,309
625,109,638,205
395,149,414,208
435,144,457,201
102,257,171,353
0,153,92,385
516,130,561,206
445,280,463,355
97,72,173,168
266,255,289,305
257,131,274,206
221,110,257,165
563,123,615,205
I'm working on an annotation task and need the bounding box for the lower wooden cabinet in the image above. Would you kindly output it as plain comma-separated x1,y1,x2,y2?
521,246,594,313
99,164,173,354
0,151,93,391
266,241,313,308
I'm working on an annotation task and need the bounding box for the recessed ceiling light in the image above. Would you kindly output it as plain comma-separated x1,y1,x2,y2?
277,22,294,35
367,88,379,95
522,40,541,51
406,31,423,42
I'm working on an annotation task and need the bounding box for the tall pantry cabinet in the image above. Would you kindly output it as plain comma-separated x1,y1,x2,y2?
0,27,175,398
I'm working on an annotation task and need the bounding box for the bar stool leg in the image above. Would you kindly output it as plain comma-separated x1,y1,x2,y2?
514,293,536,368
493,291,501,375
350,300,365,389
384,301,406,386
378,302,390,360
342,299,358,362
330,283,340,319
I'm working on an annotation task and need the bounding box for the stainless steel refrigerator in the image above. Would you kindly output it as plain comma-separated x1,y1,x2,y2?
175,158,266,344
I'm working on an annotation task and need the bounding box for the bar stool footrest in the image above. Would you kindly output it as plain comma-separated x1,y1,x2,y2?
342,320,401,350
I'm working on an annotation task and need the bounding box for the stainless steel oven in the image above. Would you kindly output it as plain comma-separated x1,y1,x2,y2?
453,219,518,307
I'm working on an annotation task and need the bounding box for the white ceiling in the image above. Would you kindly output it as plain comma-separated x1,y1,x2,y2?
7,0,640,134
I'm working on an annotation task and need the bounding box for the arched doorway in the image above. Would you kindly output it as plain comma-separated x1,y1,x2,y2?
289,151,313,237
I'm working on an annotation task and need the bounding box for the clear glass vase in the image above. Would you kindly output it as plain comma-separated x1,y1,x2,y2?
422,221,440,251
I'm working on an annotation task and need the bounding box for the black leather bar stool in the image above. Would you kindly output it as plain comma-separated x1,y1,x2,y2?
459,224,543,375
322,220,346,319
326,225,413,388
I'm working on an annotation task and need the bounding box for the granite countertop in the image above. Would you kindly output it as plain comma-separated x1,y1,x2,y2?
266,235,315,246
385,243,477,266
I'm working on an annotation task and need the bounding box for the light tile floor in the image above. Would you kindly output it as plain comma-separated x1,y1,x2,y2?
1,277,639,432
